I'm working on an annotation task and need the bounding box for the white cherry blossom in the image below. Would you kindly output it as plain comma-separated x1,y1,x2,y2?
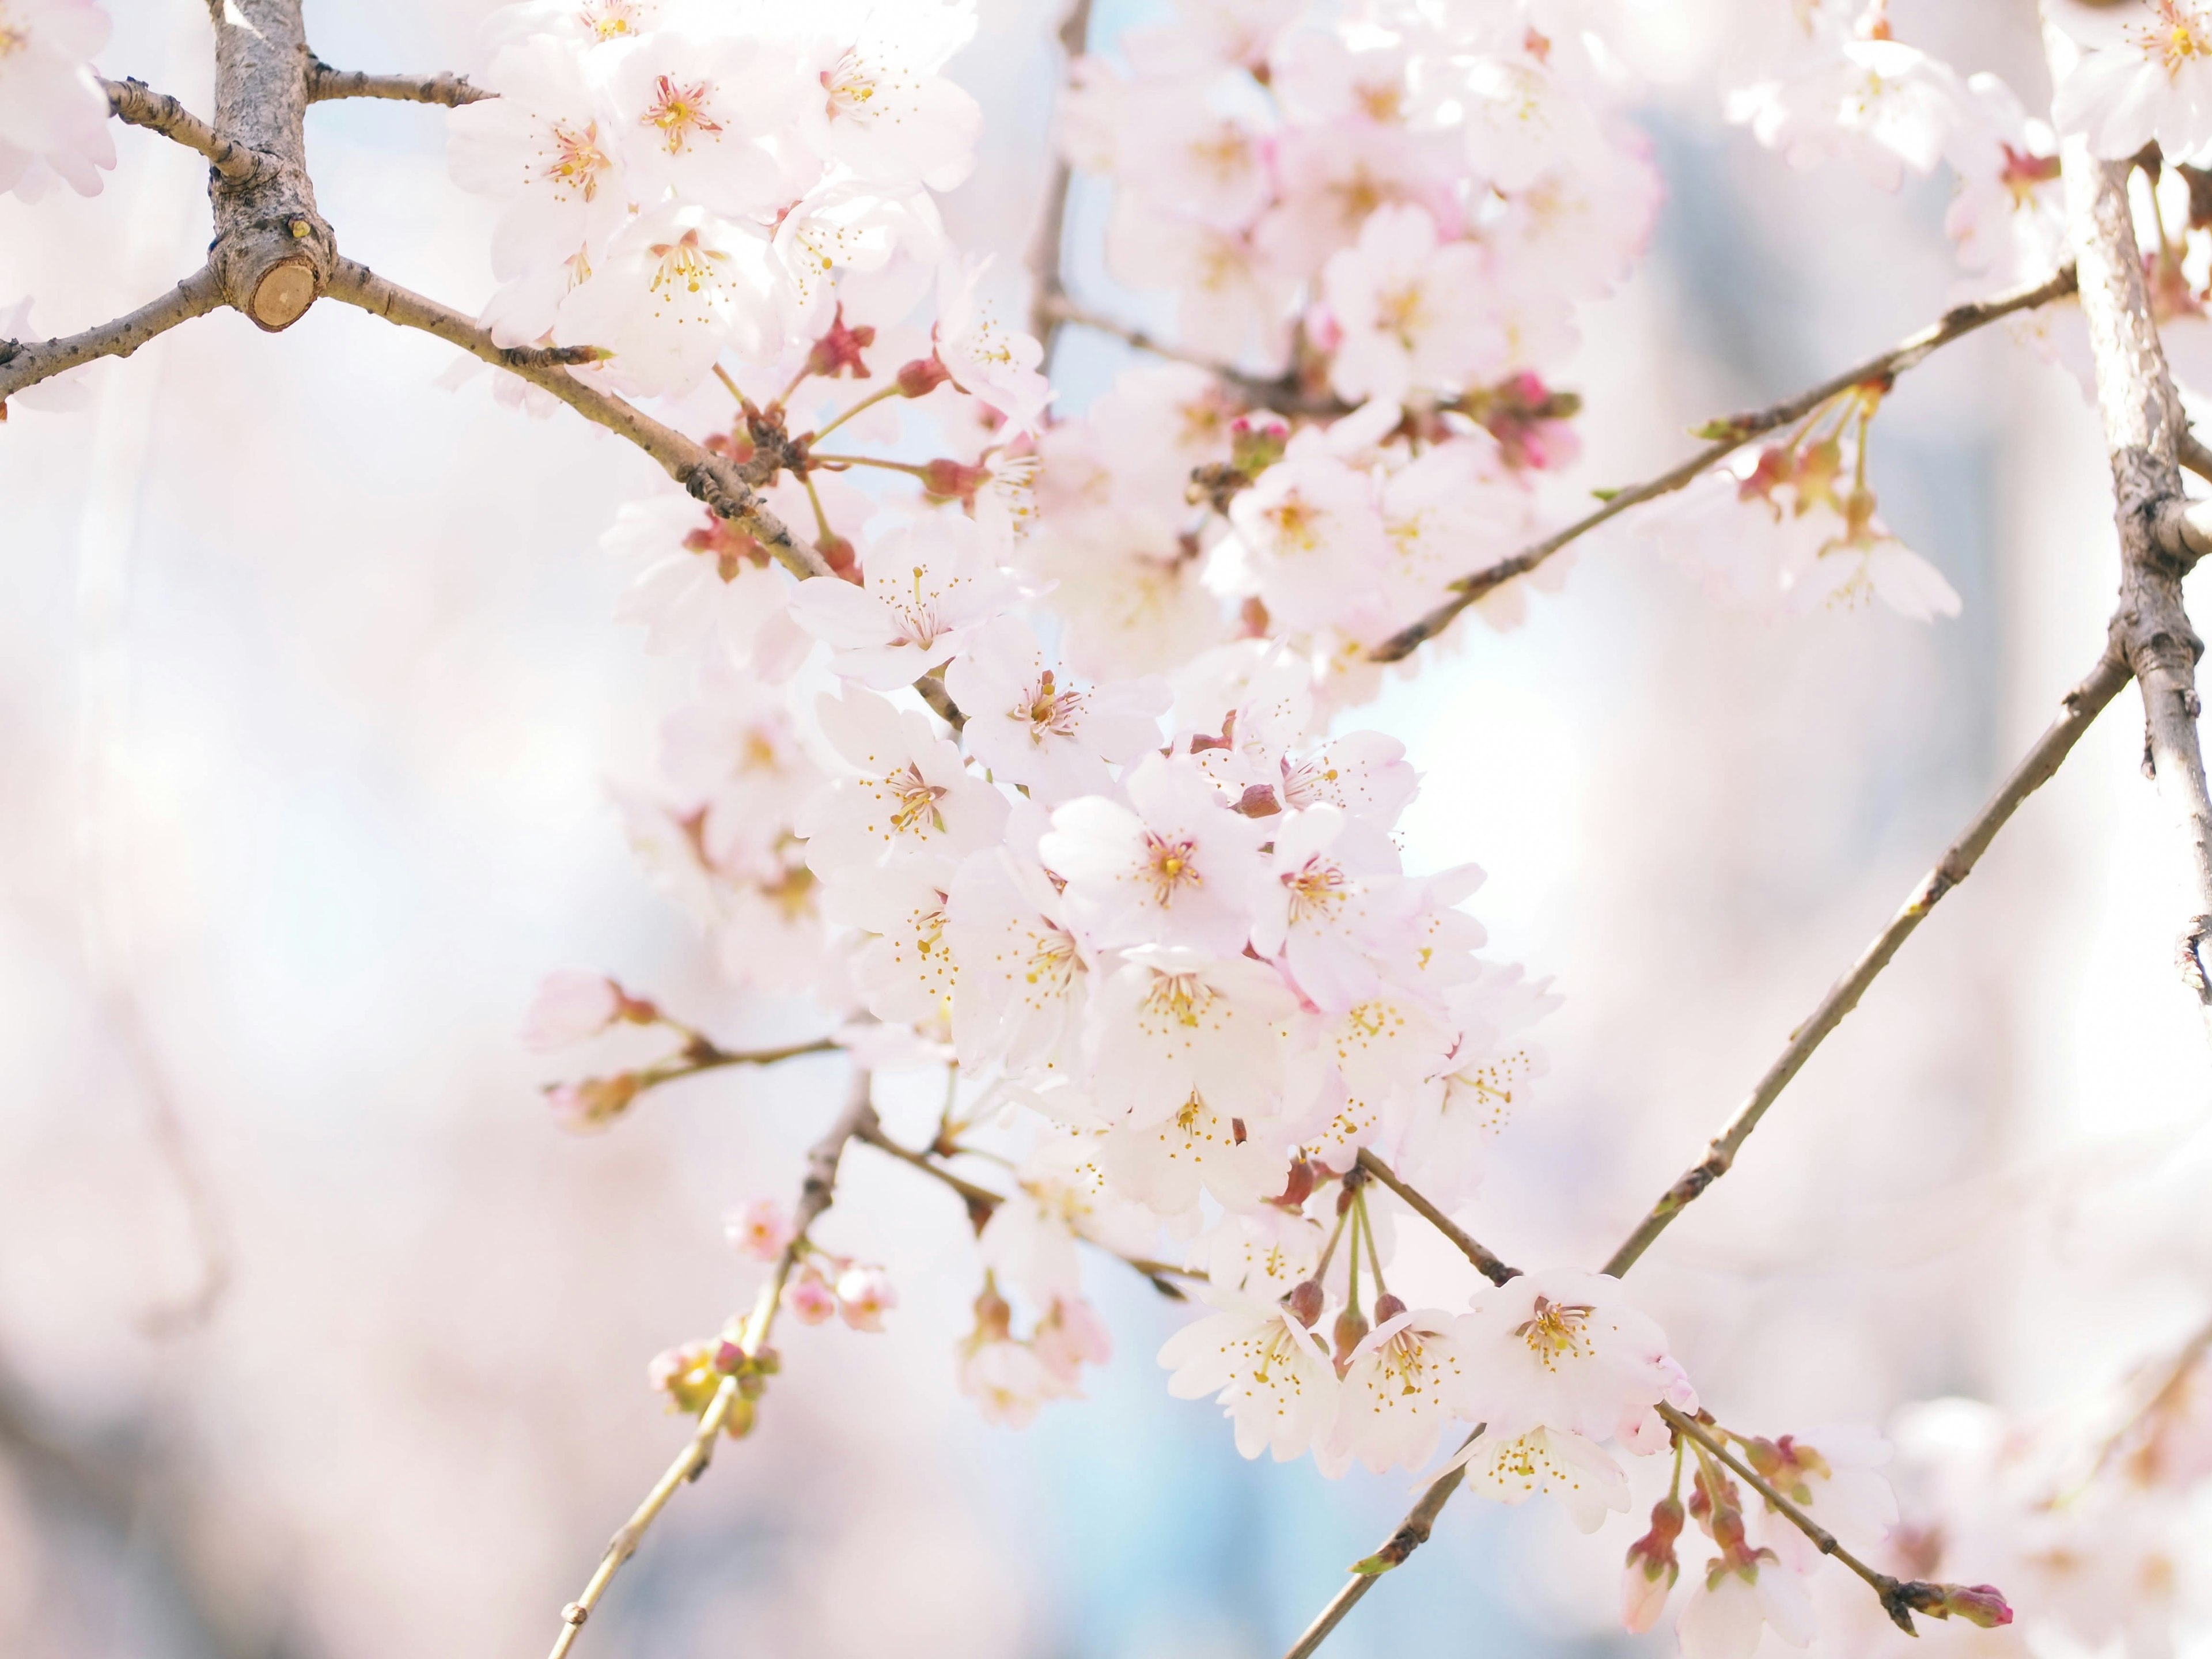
1319,203,1502,405
1459,1268,1696,1444
1449,1425,1633,1533
2052,1,2212,165
1159,1292,1339,1462
944,616,1168,803
555,204,792,394
794,0,983,193
0,0,113,200
1323,1303,1472,1476
1042,753,1268,957
788,512,1020,689
798,684,1010,873
1248,805,1411,1012
1677,1558,1817,1659
604,28,808,219
1081,945,1295,1131
451,37,630,282
944,850,1088,1074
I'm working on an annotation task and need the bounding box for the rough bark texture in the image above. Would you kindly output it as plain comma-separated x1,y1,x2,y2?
2065,141,2212,1006
207,0,332,331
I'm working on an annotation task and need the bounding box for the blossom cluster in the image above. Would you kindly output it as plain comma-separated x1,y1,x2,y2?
0,0,115,201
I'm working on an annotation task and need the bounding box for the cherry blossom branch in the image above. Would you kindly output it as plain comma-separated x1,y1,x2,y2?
1280,1440,1478,1659
0,266,226,409
1353,1149,1518,1286
1028,0,1094,351
320,259,834,582
2062,141,2212,1020
1660,1406,2001,1634
1294,652,2128,1649
545,1072,876,1659
305,61,488,106
100,76,265,181
676,1034,841,1076
851,1120,1196,1297
1041,293,1342,416
1599,646,2131,1277
1371,262,2082,662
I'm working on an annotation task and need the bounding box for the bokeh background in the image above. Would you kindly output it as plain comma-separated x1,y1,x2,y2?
3,2,2208,1656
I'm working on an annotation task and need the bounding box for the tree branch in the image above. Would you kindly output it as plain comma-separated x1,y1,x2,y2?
101,76,264,181
1028,0,1093,353
1353,1149,1518,1286
207,0,334,330
306,61,488,106
1281,1456,1472,1659
1041,293,1344,416
2063,141,2212,1018
0,266,225,408
1371,263,2082,662
320,259,832,581
545,1073,876,1659
1599,647,2131,1277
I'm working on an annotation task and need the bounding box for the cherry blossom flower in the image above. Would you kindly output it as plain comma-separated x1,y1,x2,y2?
797,684,1010,873
1740,1425,1899,1573
933,260,1053,438
944,616,1168,804
793,0,983,193
725,1199,795,1263
1459,1268,1696,1444
1677,1554,1816,1659
605,28,809,219
450,37,630,283
945,850,1089,1073
602,496,812,672
1159,1291,1340,1461
1728,34,1966,191
1944,72,2066,281
834,1263,896,1331
1081,945,1296,1130
1392,963,1557,1203
782,1264,839,1324
2052,0,2212,165
788,513,1021,690
960,1330,1065,1428
1319,203,1503,405
1032,1296,1113,1385
1449,1425,1634,1533
555,204,793,395
821,856,959,1027
978,1132,1159,1305
1248,805,1411,1011
521,970,624,1050
1324,1301,1472,1475
1186,1207,1325,1296
0,0,114,200
1043,753,1269,957
1225,437,1391,638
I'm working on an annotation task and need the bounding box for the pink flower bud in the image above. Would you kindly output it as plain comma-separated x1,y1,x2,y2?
835,1263,896,1332
1372,1292,1407,1325
896,355,951,397
522,971,622,1051
1286,1279,1325,1328
1620,1554,1678,1634
648,1341,721,1415
724,1199,796,1263
782,1266,836,1325
1033,1296,1112,1382
544,1073,642,1132
1942,1585,2012,1628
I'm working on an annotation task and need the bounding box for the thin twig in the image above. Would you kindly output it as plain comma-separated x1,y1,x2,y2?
915,672,967,731
101,77,264,180
544,1073,876,1659
1353,1149,1517,1286
1028,0,1094,352
852,1122,1196,1299
0,266,226,408
1281,1459,1471,1659
1041,293,1342,416
683,1035,842,1075
1370,263,2081,662
1600,647,2132,1277
306,62,487,106
320,259,832,582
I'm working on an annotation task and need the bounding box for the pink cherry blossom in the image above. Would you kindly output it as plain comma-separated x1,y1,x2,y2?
788,513,1021,690
521,969,624,1050
1159,1291,1339,1462
725,1199,796,1263
0,0,114,200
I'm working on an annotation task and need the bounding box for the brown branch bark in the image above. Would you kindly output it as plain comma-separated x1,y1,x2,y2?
1353,1149,1518,1286
101,76,264,181
321,259,832,581
1280,1452,1472,1659
206,0,334,330
1599,647,2131,1277
306,62,488,106
1028,0,1093,353
0,266,225,409
1041,293,1346,417
1371,263,2081,662
544,1074,876,1659
2063,141,2212,1015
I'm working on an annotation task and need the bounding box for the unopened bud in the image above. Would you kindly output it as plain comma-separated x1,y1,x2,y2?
919,457,990,503
722,1394,757,1440
1287,1279,1325,1327
1234,783,1281,817
1332,1304,1369,1366
896,355,952,397
647,1341,721,1415
1902,1582,2013,1629
544,1072,642,1132
1228,412,1288,475
1371,1292,1407,1325
712,1339,744,1374
818,532,861,584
